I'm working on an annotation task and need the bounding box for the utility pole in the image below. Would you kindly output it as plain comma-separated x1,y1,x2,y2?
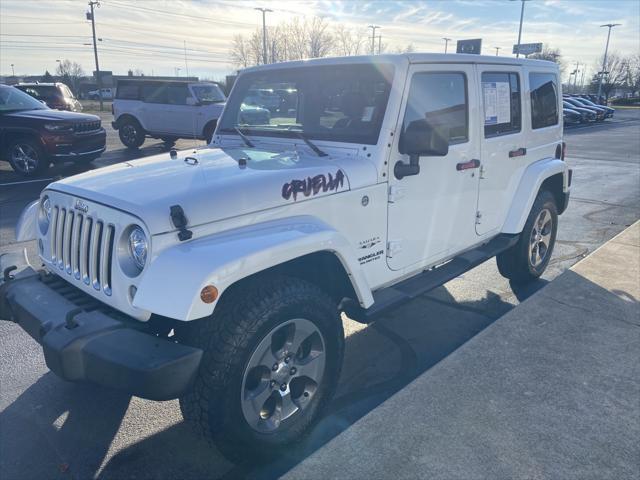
494,46,501,56
597,23,621,100
368,25,380,55
10,64,15,76
378,35,382,55
511,0,530,58
573,62,580,93
255,7,272,65
87,1,103,111
442,37,451,54
183,40,190,77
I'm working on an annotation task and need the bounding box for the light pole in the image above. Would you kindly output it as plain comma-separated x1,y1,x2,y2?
494,46,501,56
511,0,530,58
255,7,272,65
87,0,103,111
597,23,621,100
442,37,451,54
10,64,15,76
572,61,580,93
368,25,380,55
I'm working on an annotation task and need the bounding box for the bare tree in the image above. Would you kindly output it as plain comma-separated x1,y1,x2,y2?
529,46,566,76
230,34,251,68
624,54,640,96
333,25,366,56
590,53,628,99
230,16,337,68
55,59,85,94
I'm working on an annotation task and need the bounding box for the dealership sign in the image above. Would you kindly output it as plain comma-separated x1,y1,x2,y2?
456,39,482,55
512,43,543,56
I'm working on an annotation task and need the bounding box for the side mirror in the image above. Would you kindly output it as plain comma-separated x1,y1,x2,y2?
186,97,199,106
395,119,449,179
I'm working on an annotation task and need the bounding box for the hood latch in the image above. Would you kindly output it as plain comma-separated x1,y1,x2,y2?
170,205,193,241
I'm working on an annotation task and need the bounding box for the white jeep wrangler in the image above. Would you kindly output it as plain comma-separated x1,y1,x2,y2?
1,54,570,462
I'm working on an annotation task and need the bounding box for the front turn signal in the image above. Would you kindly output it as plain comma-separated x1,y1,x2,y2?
200,285,219,304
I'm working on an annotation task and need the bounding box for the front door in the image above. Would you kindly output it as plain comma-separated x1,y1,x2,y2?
475,66,526,236
387,64,481,272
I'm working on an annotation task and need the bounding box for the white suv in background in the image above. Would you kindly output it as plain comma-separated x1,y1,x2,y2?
111,80,227,148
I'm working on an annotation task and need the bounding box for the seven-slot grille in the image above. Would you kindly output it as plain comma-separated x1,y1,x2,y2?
49,204,115,296
73,121,101,134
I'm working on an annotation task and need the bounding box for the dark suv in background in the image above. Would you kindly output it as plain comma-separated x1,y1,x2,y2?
15,82,82,112
0,85,105,176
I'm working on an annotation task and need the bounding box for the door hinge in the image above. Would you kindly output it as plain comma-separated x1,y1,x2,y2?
387,240,403,258
475,211,482,225
388,185,406,203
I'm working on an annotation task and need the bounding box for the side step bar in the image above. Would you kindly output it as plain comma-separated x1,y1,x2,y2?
345,234,519,323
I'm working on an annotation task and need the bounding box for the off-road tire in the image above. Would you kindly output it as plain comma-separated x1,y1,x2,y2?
118,117,145,149
7,137,49,177
178,275,344,463
497,189,558,284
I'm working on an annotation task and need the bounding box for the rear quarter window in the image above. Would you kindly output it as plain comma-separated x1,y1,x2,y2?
117,83,140,100
530,72,559,129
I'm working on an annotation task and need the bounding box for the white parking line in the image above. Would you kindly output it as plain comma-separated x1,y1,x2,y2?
0,178,55,187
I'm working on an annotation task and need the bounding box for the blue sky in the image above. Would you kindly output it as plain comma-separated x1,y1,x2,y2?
1,0,638,82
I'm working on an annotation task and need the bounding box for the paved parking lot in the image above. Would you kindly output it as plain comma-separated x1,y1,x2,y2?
0,109,639,479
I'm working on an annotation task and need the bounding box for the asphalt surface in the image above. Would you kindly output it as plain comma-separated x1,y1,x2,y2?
0,109,639,479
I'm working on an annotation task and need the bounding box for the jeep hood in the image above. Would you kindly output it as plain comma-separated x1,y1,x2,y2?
48,146,377,234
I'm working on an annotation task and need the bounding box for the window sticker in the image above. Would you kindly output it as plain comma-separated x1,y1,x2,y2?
361,106,374,122
483,81,511,125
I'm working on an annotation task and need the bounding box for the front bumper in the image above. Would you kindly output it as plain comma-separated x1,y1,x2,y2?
42,129,107,161
0,267,202,401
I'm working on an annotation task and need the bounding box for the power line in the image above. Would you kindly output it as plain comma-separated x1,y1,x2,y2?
104,0,256,28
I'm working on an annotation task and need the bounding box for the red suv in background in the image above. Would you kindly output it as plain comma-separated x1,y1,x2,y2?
0,85,105,176
15,82,83,112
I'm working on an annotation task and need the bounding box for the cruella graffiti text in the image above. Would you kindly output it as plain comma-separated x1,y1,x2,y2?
281,169,346,201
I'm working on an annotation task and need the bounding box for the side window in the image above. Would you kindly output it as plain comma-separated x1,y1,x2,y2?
530,72,558,129
141,83,167,104
400,72,468,146
167,84,191,105
482,72,521,137
117,84,140,100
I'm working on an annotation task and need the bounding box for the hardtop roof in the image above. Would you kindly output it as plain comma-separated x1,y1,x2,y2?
241,52,557,74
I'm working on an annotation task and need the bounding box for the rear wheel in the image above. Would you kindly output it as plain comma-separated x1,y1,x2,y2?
7,138,48,176
178,275,344,463
118,118,145,149
497,190,558,284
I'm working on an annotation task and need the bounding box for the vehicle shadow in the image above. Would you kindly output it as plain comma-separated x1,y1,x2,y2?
1,279,547,480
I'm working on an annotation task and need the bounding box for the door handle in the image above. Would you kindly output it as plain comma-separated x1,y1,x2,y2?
509,147,527,158
456,159,481,171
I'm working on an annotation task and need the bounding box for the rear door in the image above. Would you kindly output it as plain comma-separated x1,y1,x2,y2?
475,66,526,236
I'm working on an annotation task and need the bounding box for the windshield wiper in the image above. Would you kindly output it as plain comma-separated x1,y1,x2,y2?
234,126,255,148
294,131,328,157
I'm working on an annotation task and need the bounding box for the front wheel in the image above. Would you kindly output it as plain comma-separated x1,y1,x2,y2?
497,190,558,284
178,275,344,463
7,138,49,176
118,118,145,149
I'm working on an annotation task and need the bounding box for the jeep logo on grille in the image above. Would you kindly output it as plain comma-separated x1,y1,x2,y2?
74,199,89,213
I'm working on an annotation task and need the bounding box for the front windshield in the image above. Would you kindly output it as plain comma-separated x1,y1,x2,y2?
0,86,48,112
219,63,394,145
192,84,226,103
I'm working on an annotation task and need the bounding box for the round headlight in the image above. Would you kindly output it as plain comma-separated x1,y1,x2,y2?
128,226,148,270
38,195,51,234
